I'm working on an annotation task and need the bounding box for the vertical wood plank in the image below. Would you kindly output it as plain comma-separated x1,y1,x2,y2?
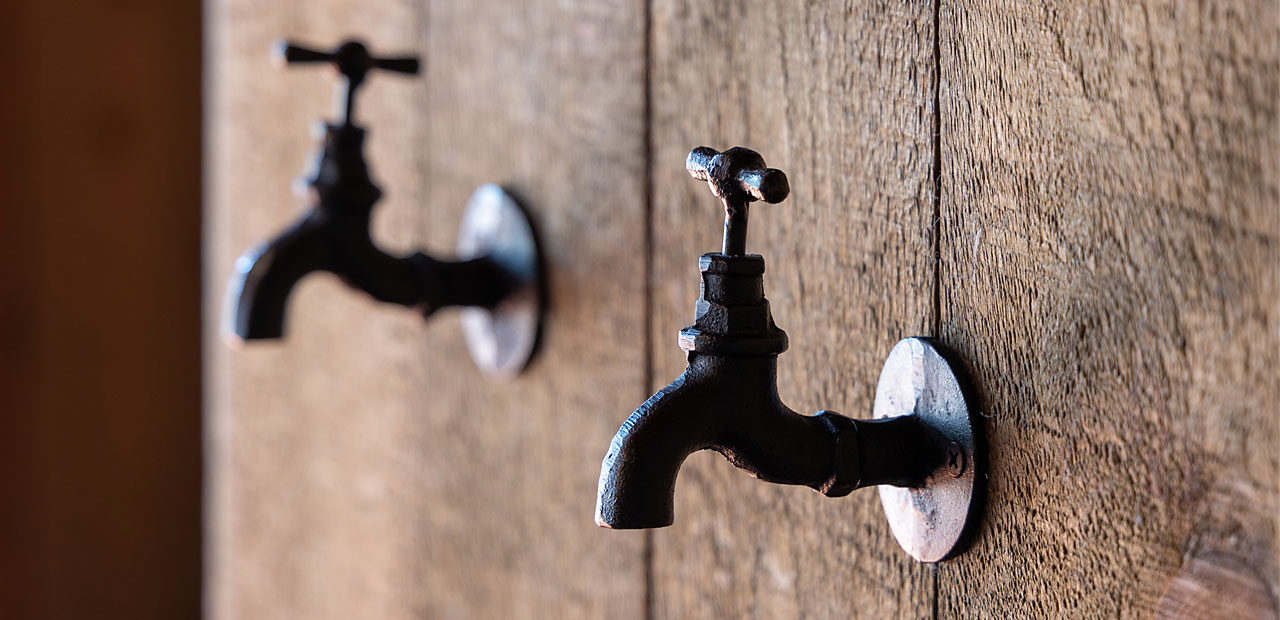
646,1,939,616
0,1,202,618
937,0,1280,616
205,1,648,618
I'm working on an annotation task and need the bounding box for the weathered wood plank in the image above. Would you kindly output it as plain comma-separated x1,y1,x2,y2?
646,1,939,616
205,1,648,618
937,0,1280,616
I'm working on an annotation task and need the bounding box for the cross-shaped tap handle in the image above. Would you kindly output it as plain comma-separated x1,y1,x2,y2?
273,39,419,126
686,146,789,256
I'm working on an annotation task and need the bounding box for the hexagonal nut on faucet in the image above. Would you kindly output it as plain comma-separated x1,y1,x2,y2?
692,300,773,334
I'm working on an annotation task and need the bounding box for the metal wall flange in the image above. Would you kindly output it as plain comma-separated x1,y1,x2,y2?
456,184,542,377
873,337,982,563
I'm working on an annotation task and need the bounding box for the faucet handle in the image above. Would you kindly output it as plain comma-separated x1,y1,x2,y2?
272,39,419,125
686,146,789,256
274,39,420,77
686,146,789,204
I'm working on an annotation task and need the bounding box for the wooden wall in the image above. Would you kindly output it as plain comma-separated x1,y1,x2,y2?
939,2,1279,616
205,2,648,618
0,1,203,619
207,1,1278,618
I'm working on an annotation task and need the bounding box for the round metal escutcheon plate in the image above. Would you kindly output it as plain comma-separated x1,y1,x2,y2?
874,337,980,563
456,184,541,377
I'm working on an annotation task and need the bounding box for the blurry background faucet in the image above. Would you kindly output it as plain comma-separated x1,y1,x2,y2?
225,39,543,376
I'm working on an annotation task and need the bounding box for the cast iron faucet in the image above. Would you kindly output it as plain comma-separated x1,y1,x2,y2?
595,147,978,546
226,40,525,345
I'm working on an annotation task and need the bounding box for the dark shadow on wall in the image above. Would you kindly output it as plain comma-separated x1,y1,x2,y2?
0,1,202,619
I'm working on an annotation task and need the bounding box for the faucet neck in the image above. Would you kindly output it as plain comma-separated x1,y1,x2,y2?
301,123,383,214
678,252,788,356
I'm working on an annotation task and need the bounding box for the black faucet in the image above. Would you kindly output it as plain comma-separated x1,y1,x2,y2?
225,40,542,375
595,146,982,562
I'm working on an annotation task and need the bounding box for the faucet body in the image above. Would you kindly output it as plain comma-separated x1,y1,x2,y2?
597,145,981,561
595,252,947,529
227,124,512,340
226,40,543,375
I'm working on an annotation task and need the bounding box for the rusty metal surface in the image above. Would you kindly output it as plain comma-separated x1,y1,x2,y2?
595,147,983,562
223,40,543,375
874,337,982,563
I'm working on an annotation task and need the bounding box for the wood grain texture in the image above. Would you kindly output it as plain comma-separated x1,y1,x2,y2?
646,1,939,617
1156,555,1279,620
205,1,648,618
937,0,1280,617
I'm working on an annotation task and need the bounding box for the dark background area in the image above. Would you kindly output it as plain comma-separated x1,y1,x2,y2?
0,1,202,619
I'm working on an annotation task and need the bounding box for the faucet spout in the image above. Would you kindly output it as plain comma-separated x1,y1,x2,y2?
595,354,853,529
227,213,331,340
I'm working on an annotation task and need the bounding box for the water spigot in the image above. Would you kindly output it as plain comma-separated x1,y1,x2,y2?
225,39,543,377
595,146,985,562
